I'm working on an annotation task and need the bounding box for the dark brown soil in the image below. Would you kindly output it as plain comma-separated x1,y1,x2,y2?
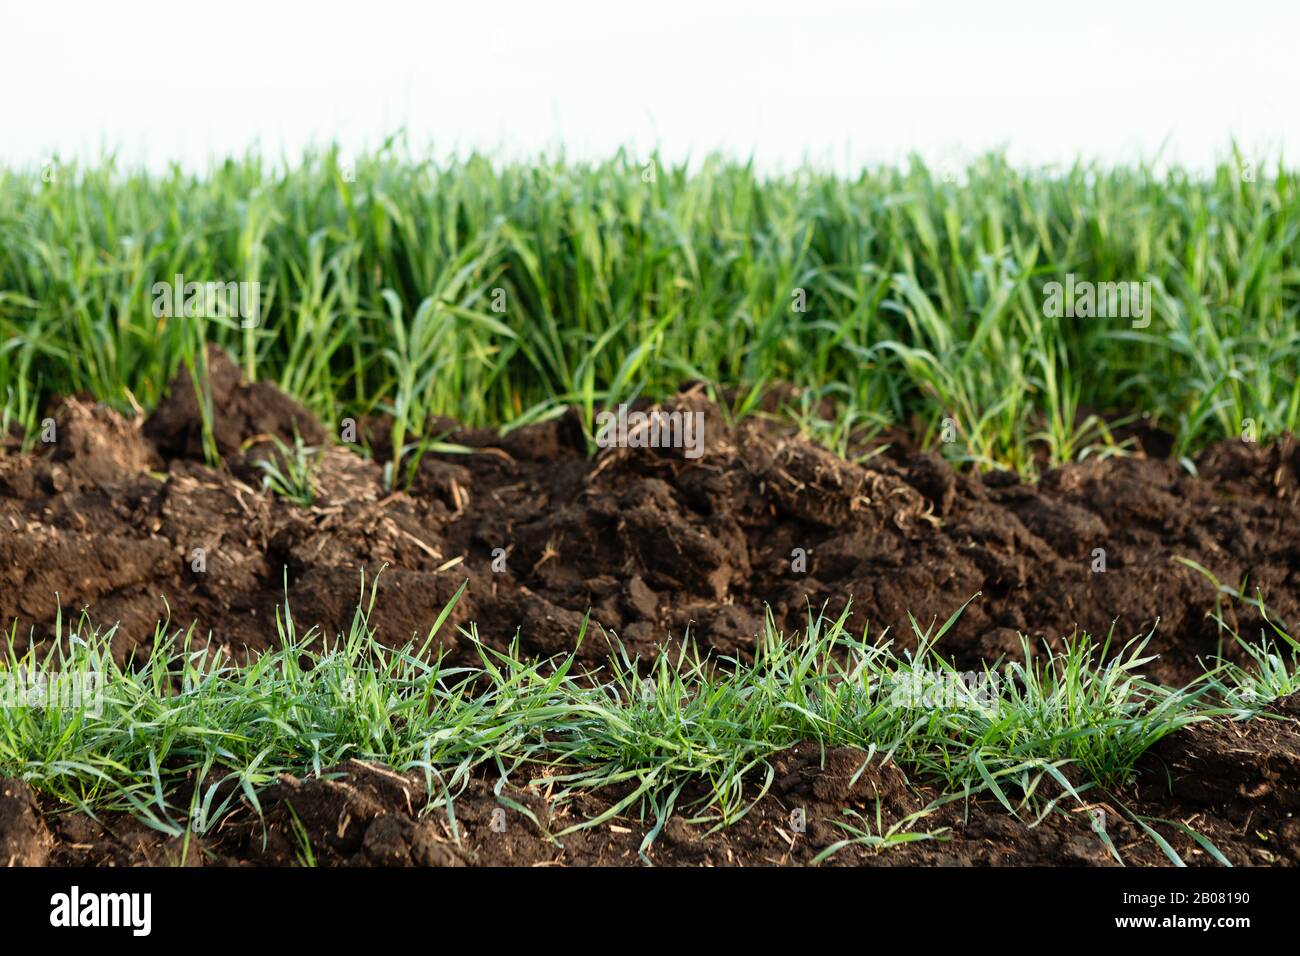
3,345,1297,686
9,693,1300,866
2,344,1299,866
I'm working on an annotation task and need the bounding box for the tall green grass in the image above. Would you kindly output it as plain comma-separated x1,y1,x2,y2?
2,145,1296,470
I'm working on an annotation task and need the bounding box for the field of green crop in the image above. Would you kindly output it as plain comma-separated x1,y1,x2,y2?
2,147,1297,473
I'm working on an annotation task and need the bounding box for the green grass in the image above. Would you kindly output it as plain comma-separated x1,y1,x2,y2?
2,145,1297,473
2,576,1292,863
254,434,320,507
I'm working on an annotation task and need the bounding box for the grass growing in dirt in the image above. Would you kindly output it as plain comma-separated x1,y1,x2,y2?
2,147,1297,473
254,434,321,507
2,577,1293,863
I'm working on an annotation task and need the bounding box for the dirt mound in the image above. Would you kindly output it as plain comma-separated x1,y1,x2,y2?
244,762,468,866
1197,433,1300,501
1138,691,1300,816
1110,693,1300,865
0,353,1297,690
144,344,325,460
424,397,1300,684
0,779,50,866
0,399,158,498
47,399,159,487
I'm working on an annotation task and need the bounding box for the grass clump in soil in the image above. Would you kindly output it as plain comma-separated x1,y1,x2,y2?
3,577,1291,861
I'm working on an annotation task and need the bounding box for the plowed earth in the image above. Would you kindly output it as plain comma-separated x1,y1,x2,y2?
2,346,1299,866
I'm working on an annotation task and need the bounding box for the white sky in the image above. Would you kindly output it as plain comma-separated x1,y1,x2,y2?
3,0,1297,174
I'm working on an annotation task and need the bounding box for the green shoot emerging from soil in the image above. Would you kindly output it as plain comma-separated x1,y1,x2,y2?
254,434,320,507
